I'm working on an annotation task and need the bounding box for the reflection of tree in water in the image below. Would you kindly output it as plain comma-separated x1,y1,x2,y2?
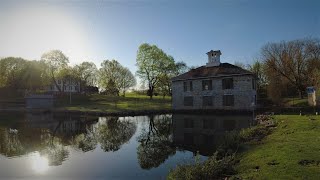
40,133,69,166
73,127,97,152
0,128,24,157
0,126,69,166
137,115,176,169
96,117,136,152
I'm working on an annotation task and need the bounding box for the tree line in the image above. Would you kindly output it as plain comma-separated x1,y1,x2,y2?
247,37,320,104
0,44,188,98
2,38,318,102
0,50,136,97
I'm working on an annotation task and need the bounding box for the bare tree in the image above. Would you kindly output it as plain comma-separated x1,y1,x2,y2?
262,38,320,98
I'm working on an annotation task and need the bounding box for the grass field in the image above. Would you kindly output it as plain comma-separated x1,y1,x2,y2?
282,97,308,107
54,92,172,112
236,115,320,179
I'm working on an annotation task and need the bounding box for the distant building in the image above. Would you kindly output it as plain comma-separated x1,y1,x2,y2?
25,94,54,109
48,78,80,93
172,50,256,111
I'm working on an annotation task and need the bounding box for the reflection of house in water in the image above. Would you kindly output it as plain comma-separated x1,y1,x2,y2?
25,113,98,136
172,114,251,156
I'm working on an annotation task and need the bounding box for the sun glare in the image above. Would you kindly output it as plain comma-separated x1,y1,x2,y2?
31,152,49,174
0,4,93,64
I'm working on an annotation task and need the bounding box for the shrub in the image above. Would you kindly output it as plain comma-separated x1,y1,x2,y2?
168,153,236,180
217,131,241,156
239,125,271,142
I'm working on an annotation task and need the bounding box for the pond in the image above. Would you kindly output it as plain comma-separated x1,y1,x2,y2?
0,112,253,179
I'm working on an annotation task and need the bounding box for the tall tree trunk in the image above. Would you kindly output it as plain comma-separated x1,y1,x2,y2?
299,89,304,99
149,85,153,99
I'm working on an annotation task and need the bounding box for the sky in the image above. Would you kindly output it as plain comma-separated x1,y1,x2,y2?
0,0,319,77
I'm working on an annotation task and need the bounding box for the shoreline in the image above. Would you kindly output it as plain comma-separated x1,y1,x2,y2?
0,107,259,116
2,106,318,116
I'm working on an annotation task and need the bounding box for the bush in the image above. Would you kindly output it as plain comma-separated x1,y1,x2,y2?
239,125,271,142
216,131,241,156
168,153,236,180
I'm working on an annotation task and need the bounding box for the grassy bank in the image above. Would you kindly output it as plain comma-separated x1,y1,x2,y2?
168,115,320,179
236,115,320,179
54,93,172,113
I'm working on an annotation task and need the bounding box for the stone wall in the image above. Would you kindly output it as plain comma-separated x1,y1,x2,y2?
172,75,256,110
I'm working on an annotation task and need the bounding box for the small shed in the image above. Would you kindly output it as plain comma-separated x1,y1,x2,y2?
25,95,54,109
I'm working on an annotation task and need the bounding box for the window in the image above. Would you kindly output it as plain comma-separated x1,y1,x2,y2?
222,78,233,89
202,80,212,90
202,96,213,106
184,81,193,92
64,86,67,90
184,118,194,128
223,95,234,106
75,86,79,91
183,82,187,92
184,96,193,106
252,78,256,90
69,86,72,90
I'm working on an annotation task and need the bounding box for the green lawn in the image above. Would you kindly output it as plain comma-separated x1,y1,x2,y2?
282,97,308,107
54,93,172,112
236,115,320,179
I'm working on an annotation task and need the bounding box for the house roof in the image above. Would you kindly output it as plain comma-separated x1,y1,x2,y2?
172,63,253,81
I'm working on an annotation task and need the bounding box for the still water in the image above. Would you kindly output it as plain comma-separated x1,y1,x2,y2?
0,113,252,179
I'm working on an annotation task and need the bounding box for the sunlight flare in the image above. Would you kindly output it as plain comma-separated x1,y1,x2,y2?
31,152,49,174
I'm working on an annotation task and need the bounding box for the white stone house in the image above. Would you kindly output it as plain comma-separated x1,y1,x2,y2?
172,50,257,111
48,78,80,93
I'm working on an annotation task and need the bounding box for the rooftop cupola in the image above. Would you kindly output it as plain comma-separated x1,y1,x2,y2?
206,50,221,67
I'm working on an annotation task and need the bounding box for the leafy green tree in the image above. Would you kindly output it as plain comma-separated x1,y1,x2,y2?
41,50,69,92
24,60,50,91
158,60,189,98
74,62,98,90
56,66,79,92
119,67,136,97
0,58,49,94
174,61,189,75
136,43,175,99
99,59,136,96
0,57,27,89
